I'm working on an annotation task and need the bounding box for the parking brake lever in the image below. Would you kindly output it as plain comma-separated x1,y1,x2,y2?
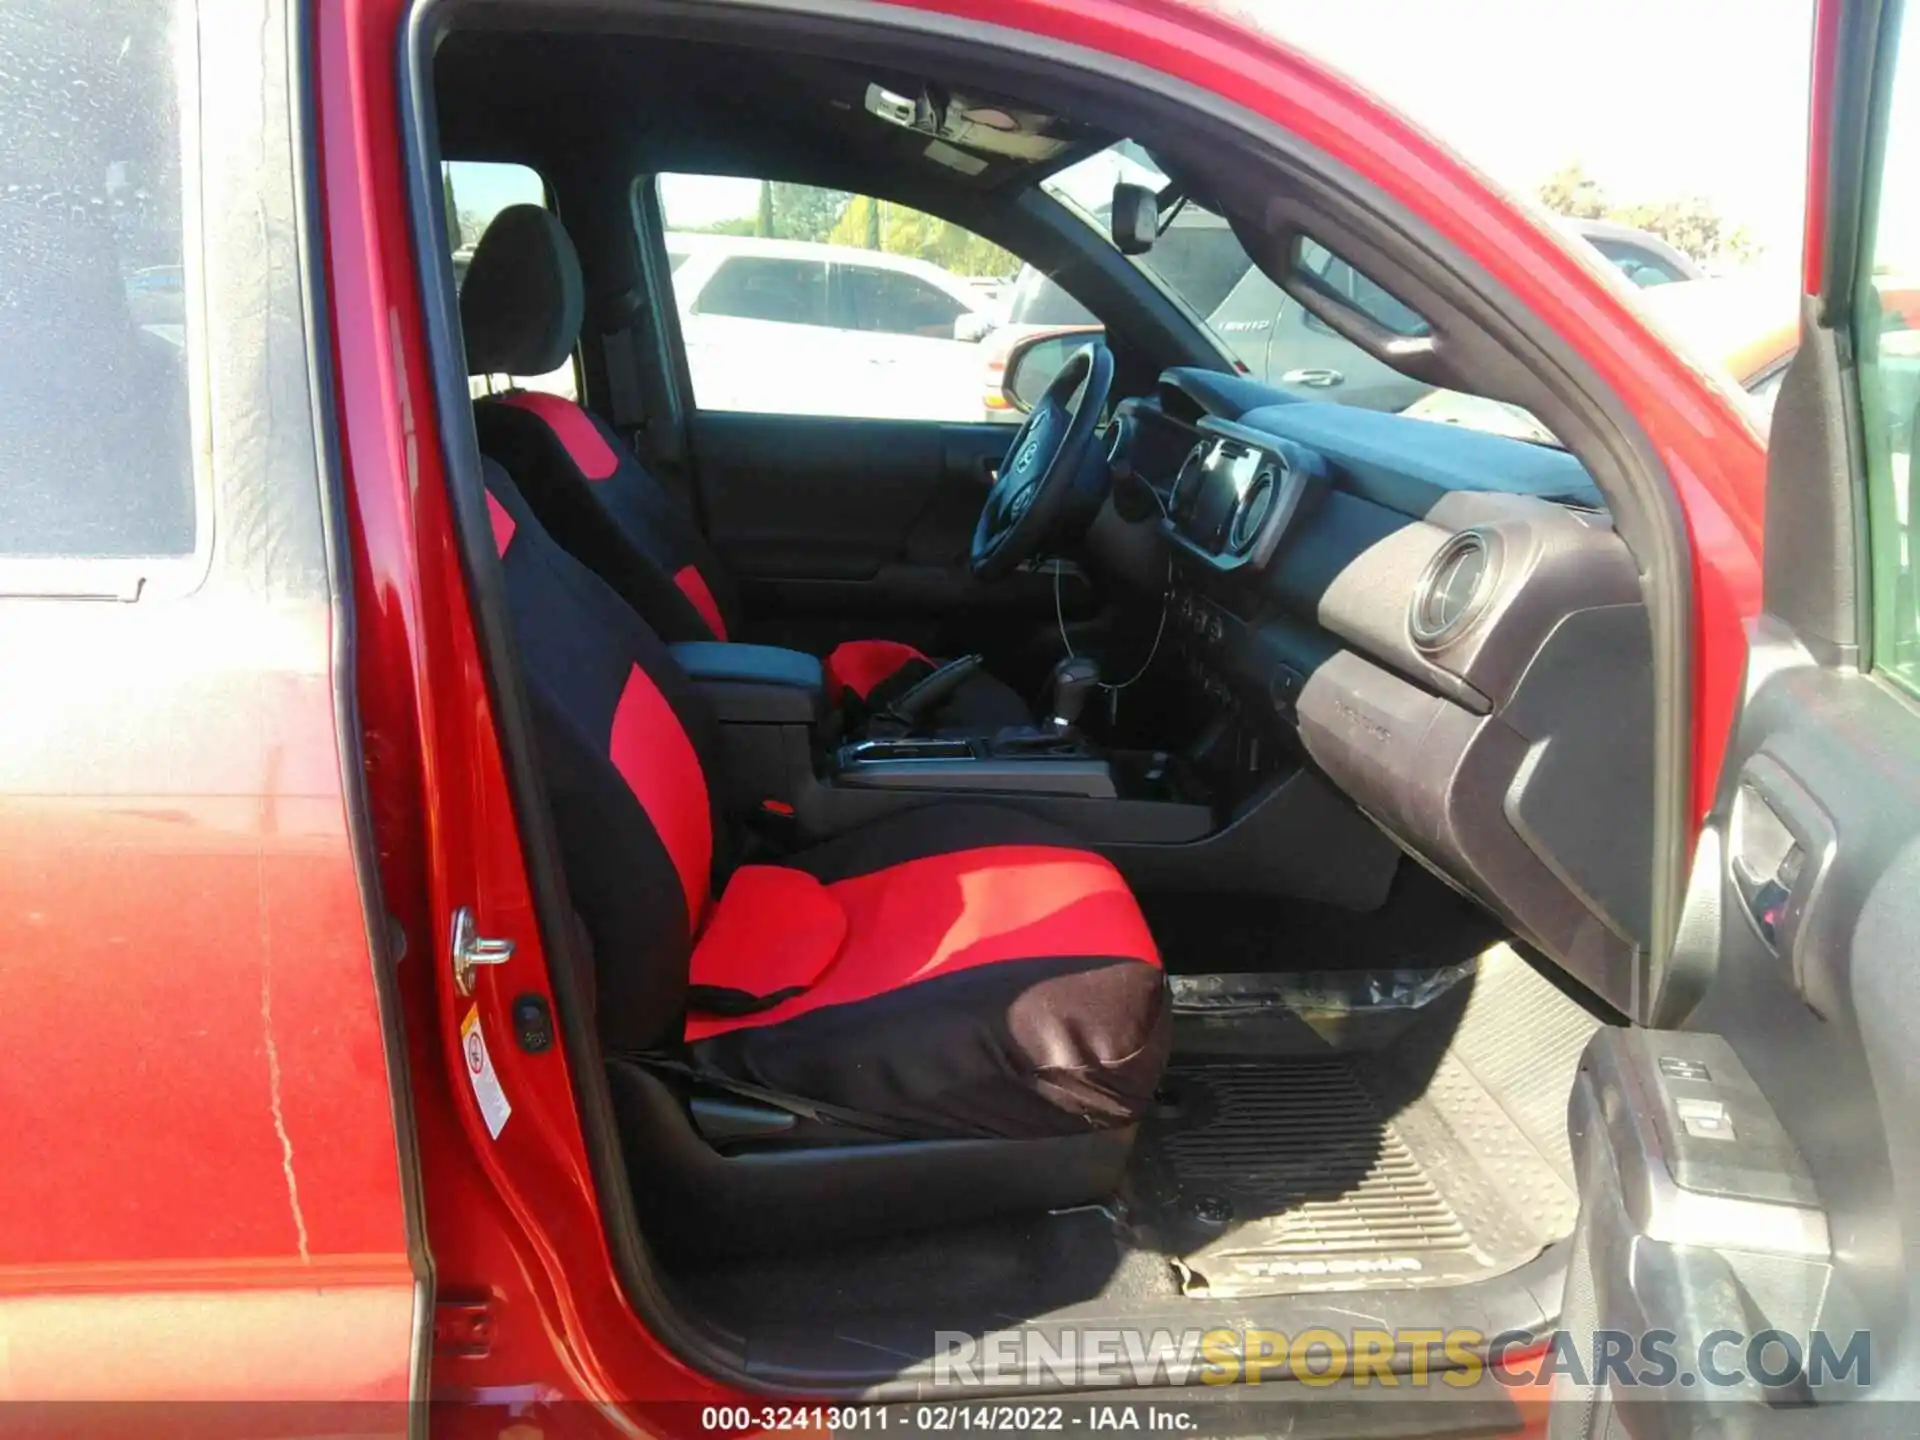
876,654,984,733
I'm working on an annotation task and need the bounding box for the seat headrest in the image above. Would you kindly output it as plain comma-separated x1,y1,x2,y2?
461,204,584,377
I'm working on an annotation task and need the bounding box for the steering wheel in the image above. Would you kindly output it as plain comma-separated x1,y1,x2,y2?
970,342,1114,580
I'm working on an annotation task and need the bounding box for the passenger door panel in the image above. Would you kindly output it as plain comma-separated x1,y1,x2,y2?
1554,0,1920,1426
1691,649,1920,1341
1554,642,1920,1432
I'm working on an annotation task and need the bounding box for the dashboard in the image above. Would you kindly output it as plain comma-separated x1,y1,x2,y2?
1097,368,1654,1013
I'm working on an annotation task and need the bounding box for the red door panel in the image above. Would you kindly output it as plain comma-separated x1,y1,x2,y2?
0,0,418,1407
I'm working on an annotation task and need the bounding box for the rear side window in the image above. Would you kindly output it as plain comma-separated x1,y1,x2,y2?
444,159,579,401
695,257,832,326
0,0,197,564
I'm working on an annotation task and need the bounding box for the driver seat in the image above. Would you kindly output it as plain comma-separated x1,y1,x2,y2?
461,205,1030,734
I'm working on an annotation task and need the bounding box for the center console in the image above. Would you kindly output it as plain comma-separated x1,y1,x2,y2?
834,735,1117,798
670,639,1211,843
672,636,1393,903
670,641,824,815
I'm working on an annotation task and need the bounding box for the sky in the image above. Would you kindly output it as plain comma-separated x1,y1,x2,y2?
1225,0,1818,265
458,0,1830,270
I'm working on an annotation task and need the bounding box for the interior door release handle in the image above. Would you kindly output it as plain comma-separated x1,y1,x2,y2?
1731,755,1841,1014
1281,367,1344,388
1737,842,1805,947
1730,755,1834,963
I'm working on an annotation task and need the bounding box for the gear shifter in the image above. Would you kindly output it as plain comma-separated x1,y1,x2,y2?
1045,655,1101,732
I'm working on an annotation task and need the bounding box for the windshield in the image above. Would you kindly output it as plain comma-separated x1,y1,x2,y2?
1037,143,1563,447
1037,144,1267,367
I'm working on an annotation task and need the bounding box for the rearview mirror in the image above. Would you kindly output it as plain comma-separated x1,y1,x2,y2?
1111,183,1158,256
953,311,998,344
1000,326,1106,412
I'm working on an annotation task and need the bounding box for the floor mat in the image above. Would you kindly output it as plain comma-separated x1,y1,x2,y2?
1139,862,1507,975
1129,945,1597,1299
670,946,1606,1375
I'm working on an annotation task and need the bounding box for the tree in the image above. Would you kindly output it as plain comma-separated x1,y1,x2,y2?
1609,197,1761,269
1537,161,1609,221
1535,161,1764,269
828,197,1019,277
442,167,463,248
769,183,853,243
739,181,853,242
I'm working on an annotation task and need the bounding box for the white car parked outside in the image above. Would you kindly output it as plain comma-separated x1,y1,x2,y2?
665,233,1003,422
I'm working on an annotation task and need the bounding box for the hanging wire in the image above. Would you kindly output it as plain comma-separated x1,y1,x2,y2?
1052,479,1172,693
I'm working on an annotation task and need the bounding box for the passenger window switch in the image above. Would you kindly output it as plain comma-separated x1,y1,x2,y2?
1676,1096,1736,1142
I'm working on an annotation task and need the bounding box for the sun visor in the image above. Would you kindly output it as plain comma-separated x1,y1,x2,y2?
864,83,1076,164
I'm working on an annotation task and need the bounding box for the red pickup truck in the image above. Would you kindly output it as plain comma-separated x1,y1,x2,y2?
3,0,1914,1432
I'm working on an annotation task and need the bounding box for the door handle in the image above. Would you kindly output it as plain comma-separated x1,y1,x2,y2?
1281,367,1344,388
1732,840,1805,948
1730,755,1838,1013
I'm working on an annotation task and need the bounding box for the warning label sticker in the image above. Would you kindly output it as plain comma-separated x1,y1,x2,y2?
460,1004,512,1139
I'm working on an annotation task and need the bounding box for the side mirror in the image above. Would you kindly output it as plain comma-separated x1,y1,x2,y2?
999,326,1107,413
953,311,998,344
1111,183,1158,256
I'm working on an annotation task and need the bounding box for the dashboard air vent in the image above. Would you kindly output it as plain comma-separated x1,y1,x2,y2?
1228,466,1278,554
1169,442,1208,524
1410,530,1496,646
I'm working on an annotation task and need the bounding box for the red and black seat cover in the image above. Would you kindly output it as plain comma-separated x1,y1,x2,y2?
483,458,1169,1139
463,204,1029,733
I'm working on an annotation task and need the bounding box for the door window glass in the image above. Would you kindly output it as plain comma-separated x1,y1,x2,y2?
695,257,831,325
656,175,1016,421
444,160,579,401
1855,12,1920,695
839,266,967,338
1,0,198,564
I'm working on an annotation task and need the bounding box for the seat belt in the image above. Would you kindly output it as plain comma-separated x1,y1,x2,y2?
601,322,648,440
598,296,696,510
615,1051,922,1141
